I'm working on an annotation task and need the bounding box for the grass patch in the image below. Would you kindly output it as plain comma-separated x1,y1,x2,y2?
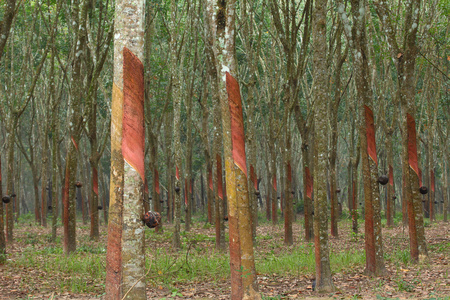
11,245,105,293
146,247,229,285
429,242,450,253
256,244,365,276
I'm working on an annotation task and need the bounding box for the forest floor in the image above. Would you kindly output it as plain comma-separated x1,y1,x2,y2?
0,214,449,300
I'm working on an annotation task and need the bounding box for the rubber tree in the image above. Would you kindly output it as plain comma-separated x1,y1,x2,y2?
204,0,261,298
3,0,51,239
0,0,16,62
338,0,387,276
105,0,147,298
169,0,186,250
312,0,335,292
84,2,114,241
269,0,313,240
374,0,428,261
62,0,89,255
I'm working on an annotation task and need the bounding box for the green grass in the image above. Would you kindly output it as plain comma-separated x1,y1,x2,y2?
145,247,229,285
256,243,365,276
429,242,450,253
11,244,106,293
14,246,105,277
387,248,411,266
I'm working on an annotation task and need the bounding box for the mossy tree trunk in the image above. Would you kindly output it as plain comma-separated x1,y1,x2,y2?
312,0,335,292
63,0,89,256
170,0,184,251
283,118,293,245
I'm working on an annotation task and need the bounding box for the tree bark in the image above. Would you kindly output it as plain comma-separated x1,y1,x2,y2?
284,122,293,245
312,0,335,292
0,157,5,263
105,0,146,298
170,0,183,251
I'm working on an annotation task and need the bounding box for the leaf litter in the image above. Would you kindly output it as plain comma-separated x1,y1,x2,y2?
0,218,449,299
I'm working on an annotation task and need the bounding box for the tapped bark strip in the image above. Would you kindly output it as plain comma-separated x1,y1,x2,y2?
121,46,146,299
304,166,314,241
407,114,421,184
285,160,293,245
226,71,261,299
364,106,378,165
122,48,145,182
154,169,160,195
226,73,247,177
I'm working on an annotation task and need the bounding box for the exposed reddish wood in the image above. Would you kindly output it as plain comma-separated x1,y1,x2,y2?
306,167,312,199
364,105,377,165
185,179,188,206
106,218,123,297
229,213,242,299
226,72,247,176
250,165,257,190
208,167,213,190
226,71,259,298
122,47,145,182
105,82,124,299
389,165,394,187
407,113,420,181
430,170,435,193
71,136,79,151
154,169,160,195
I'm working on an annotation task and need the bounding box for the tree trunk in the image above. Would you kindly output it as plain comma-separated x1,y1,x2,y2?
213,90,225,250
40,123,49,228
105,0,146,298
386,138,395,227
284,122,293,245
443,160,448,222
0,0,16,62
312,0,335,292
226,72,261,299
0,157,5,263
170,0,182,251
6,117,17,242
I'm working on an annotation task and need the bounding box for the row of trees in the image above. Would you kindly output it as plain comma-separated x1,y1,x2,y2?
0,0,448,298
